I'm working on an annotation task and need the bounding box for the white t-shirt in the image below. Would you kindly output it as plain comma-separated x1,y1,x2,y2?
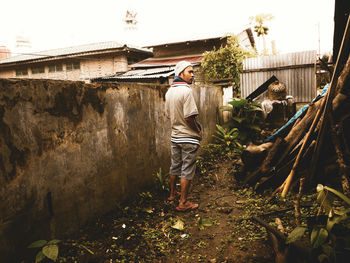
165,82,200,139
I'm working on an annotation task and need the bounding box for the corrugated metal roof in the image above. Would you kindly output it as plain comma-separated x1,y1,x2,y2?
130,55,202,68
96,66,175,80
144,36,228,48
243,50,317,70
112,71,174,79
0,41,152,65
241,50,317,103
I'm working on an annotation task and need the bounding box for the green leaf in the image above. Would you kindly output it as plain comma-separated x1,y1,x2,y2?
228,99,248,108
326,214,348,232
28,240,47,248
286,226,307,244
47,239,61,245
232,116,244,124
42,244,59,261
35,251,45,263
216,124,226,134
227,128,238,136
324,186,350,206
246,106,263,112
311,227,328,248
143,207,154,214
251,102,261,107
201,218,214,227
316,189,334,215
246,125,261,132
197,217,213,230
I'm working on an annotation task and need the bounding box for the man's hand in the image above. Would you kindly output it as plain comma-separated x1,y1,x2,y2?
185,115,201,138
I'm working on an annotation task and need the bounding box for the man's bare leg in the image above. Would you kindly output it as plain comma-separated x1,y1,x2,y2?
179,178,191,205
178,178,198,211
168,174,177,200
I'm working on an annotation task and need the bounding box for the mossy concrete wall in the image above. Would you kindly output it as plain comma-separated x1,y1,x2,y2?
0,78,222,261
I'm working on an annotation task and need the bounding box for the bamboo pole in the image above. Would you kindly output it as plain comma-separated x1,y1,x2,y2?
310,16,350,180
280,100,325,197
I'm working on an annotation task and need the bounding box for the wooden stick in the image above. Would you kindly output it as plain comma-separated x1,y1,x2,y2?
310,16,350,180
294,178,305,226
251,216,286,241
281,100,325,197
275,217,285,234
329,115,350,195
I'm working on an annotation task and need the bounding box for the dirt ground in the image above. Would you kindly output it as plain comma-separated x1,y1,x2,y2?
24,156,306,263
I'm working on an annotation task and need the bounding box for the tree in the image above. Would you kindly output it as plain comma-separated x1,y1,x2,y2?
249,14,274,56
201,36,256,94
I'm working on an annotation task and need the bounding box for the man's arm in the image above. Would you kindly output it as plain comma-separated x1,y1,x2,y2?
185,115,201,137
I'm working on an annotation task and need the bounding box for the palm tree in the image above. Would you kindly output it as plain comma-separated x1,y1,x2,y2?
249,14,274,56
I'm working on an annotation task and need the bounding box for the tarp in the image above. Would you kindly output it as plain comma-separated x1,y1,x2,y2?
265,84,329,143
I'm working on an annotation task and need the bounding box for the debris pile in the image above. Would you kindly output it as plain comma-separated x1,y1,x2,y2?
241,34,350,198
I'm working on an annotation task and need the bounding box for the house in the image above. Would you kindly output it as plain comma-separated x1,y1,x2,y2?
0,46,11,59
0,42,152,82
94,28,255,84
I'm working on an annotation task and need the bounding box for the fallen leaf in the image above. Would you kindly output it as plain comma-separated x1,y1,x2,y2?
172,219,184,231
143,208,154,214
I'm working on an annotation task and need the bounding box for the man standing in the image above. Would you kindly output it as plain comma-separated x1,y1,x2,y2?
165,61,201,211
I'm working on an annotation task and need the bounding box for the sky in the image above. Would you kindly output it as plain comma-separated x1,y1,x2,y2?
1,0,335,56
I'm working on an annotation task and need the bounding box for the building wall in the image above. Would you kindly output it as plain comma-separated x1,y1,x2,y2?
0,54,128,82
0,78,222,262
241,50,317,103
0,69,13,78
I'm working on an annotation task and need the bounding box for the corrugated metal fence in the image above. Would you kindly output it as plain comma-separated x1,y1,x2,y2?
241,50,317,103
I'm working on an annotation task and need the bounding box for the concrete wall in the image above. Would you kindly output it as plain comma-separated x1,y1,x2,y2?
0,78,222,261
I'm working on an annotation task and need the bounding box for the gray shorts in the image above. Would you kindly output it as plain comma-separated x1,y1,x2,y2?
169,142,199,180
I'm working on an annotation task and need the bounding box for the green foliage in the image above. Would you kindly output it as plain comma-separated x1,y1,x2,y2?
249,14,274,55
201,36,256,93
197,217,215,230
155,167,169,193
286,226,307,244
221,98,263,144
287,184,350,262
196,143,225,176
213,124,242,155
28,239,61,262
249,14,274,37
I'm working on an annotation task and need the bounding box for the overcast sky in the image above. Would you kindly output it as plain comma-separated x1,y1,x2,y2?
1,0,335,56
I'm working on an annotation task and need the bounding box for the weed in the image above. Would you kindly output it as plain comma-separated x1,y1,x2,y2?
28,239,61,263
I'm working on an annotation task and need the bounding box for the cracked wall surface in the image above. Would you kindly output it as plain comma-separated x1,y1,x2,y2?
0,78,222,261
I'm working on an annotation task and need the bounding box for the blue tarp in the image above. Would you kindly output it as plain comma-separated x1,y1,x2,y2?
265,84,329,143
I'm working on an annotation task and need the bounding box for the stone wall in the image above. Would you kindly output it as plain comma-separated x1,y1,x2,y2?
0,78,222,261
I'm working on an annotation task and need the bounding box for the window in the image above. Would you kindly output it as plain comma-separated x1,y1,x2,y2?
73,62,80,70
32,66,45,74
66,62,80,71
15,68,28,76
49,64,63,73
127,57,138,65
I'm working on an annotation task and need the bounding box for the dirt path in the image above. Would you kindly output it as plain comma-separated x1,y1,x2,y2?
163,160,273,263
24,159,276,263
